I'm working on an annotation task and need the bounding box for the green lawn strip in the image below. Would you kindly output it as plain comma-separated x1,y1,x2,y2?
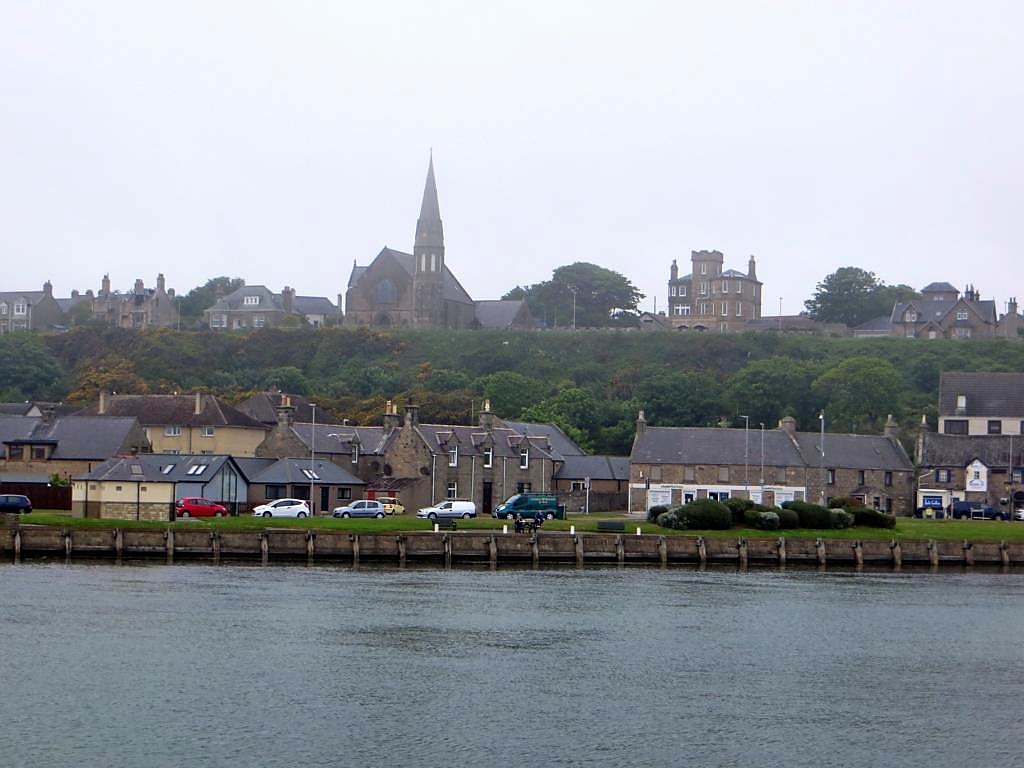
16,512,1024,543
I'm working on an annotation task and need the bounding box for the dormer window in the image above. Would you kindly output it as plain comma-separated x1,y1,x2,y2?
904,310,917,322
956,310,969,320
351,444,359,464
519,447,529,469
448,445,458,467
244,295,260,306
956,394,967,410
483,446,493,468
14,302,26,316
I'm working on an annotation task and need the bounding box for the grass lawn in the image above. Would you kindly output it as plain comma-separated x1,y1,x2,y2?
16,511,1024,542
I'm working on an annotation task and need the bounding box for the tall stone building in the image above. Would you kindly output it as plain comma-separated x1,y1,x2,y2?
666,250,762,332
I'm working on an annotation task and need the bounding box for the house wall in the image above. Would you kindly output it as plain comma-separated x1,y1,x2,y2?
147,426,266,456
937,416,1024,436
72,479,175,521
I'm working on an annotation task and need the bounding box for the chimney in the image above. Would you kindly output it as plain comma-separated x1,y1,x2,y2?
194,392,203,415
636,409,647,436
919,413,929,432
382,400,402,432
275,398,296,428
134,278,145,295
43,280,53,298
39,402,58,425
778,416,797,435
157,273,166,293
101,274,111,297
884,414,899,440
670,260,678,281
748,254,757,279
99,391,107,415
404,404,420,427
283,286,295,314
479,398,496,431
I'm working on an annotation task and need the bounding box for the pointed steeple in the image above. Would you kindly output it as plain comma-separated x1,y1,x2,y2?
415,151,444,249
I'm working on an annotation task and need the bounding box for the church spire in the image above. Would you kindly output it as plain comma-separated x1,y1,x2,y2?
415,152,444,249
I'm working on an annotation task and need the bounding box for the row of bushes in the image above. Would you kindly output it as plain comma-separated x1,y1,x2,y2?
648,497,896,532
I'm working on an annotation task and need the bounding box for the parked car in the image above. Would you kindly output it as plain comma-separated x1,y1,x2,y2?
492,492,565,520
1014,508,1024,522
0,494,32,514
416,500,477,520
332,500,388,518
375,497,405,515
251,498,310,518
951,501,1006,521
175,497,228,518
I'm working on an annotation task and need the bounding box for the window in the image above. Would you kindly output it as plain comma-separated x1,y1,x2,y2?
448,445,458,467
904,310,917,322
987,420,1002,435
718,466,729,482
858,470,866,485
934,469,951,483
351,445,359,464
699,281,708,295
700,263,707,275
721,280,729,293
516,482,532,494
0,303,6,315
211,314,227,328
570,480,586,491
670,286,677,296
519,448,529,469
954,327,971,338
301,468,320,481
735,303,743,317
165,425,182,437
14,302,26,315
721,303,728,316
186,464,208,476
679,305,691,316
265,484,285,499
254,315,266,328
446,482,457,499
943,420,968,435
956,310,969,320
736,283,742,294
826,468,835,484
483,447,493,468
679,286,686,297
684,467,696,482
201,426,215,438
161,464,175,474
1014,470,1022,484
375,279,397,304
884,471,893,487
338,487,352,500
244,295,260,306
31,446,46,460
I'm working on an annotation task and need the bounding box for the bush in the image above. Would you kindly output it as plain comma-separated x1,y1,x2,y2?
648,505,669,523
775,507,800,529
829,496,864,511
744,508,780,530
676,499,732,530
724,497,754,525
783,500,832,529
655,510,679,529
829,509,854,529
853,507,897,529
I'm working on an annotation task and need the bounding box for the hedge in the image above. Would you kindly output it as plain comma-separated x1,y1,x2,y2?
853,507,897,529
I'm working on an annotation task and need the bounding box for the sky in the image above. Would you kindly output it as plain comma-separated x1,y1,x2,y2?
3,1,1022,317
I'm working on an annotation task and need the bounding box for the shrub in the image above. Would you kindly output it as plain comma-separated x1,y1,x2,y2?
829,509,855,529
744,508,780,530
655,510,679,529
783,500,832,529
724,497,754,525
829,496,864,511
648,505,669,523
853,507,897,529
775,507,800,529
676,499,732,530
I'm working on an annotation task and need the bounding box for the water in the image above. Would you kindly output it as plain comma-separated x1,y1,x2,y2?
1,563,1022,768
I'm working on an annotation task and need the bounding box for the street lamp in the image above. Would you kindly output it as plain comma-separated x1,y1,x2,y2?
310,402,317,516
819,411,826,504
759,422,765,486
739,414,750,497
568,285,578,330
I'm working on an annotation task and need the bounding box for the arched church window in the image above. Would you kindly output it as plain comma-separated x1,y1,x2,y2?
375,280,396,304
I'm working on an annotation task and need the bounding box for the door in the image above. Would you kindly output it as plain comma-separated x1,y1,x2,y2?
320,487,330,514
482,482,493,516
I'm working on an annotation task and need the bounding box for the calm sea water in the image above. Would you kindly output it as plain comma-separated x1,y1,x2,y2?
1,563,1022,768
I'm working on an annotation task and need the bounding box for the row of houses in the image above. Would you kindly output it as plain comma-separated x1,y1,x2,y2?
1,372,1020,520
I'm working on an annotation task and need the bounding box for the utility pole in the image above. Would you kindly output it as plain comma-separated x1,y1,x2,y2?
310,403,317,516
819,411,826,505
739,415,750,497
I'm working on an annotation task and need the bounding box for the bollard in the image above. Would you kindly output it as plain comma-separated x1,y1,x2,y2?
890,539,902,570
737,538,748,568
434,523,440,533
165,529,175,565
13,529,21,563
260,533,269,566
306,531,315,565
569,525,575,535
962,539,974,567
852,540,863,569
616,535,625,564
531,535,540,568
397,535,407,567
658,535,668,566
114,528,124,560
64,530,72,562
1000,541,1010,568
927,540,939,568
815,538,827,567
777,537,786,567
503,524,508,535
574,535,584,567
444,534,452,569
210,531,221,565
636,527,642,537
349,534,360,567
489,536,498,568
696,536,707,564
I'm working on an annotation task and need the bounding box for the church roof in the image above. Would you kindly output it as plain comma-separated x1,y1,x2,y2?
474,300,529,328
351,247,473,305
415,154,444,249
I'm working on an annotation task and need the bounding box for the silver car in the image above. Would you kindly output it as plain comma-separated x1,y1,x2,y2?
332,500,388,519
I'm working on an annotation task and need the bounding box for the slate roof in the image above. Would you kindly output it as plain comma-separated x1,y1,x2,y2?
246,457,364,486
922,282,958,293
0,403,34,416
891,297,997,326
413,424,562,461
501,420,585,457
77,394,267,430
0,415,146,460
294,296,339,316
632,426,911,471
350,247,474,305
291,424,389,456
473,300,529,329
938,372,1024,417
75,453,237,482
918,432,1021,468
556,455,630,481
205,286,337,316
236,392,340,426
853,315,893,333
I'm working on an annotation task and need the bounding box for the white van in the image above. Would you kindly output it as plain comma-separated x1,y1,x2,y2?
416,500,477,520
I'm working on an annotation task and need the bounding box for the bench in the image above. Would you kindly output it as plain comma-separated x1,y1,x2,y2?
433,519,457,531
596,520,625,533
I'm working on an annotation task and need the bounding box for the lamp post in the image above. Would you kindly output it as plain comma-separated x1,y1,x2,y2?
759,422,765,486
739,414,750,497
778,297,783,332
310,402,317,516
568,285,578,330
819,411,826,504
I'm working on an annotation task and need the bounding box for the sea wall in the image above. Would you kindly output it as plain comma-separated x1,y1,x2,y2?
2,523,1021,568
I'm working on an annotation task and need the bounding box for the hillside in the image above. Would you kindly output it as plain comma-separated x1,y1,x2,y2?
2,327,1023,455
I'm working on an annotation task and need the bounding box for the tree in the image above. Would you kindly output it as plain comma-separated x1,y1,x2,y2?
177,277,245,324
634,370,723,427
502,262,644,328
804,267,919,327
723,357,824,429
811,356,904,433
0,334,66,400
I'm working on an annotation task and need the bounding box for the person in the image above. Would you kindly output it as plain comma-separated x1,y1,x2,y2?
533,510,545,530
514,513,525,533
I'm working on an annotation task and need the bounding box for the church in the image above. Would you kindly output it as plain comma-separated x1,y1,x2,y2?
343,156,532,330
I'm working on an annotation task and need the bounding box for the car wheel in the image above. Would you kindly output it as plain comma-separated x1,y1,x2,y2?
462,512,472,519
342,511,351,518
262,511,271,518
297,511,307,518
428,512,438,521
376,512,385,518
180,511,190,518
545,512,554,520
214,511,223,518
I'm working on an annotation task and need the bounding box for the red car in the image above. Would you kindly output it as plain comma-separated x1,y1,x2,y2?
175,497,228,518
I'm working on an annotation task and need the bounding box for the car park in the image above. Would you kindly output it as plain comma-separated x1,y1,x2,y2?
416,500,477,520
251,498,310,518
950,501,1006,521
0,494,32,514
375,497,405,515
332,500,388,518
175,497,228,518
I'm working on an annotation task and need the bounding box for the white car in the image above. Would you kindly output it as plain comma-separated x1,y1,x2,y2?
416,500,477,520
252,498,310,518
1014,508,1024,522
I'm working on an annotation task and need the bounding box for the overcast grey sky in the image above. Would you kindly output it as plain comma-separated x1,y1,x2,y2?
3,1,1021,317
